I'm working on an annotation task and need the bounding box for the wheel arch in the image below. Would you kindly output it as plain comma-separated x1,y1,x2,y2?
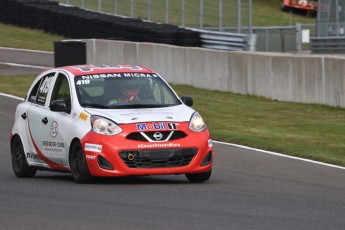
10,134,28,160
69,137,82,165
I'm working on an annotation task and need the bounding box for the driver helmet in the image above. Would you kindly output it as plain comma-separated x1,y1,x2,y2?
121,80,141,103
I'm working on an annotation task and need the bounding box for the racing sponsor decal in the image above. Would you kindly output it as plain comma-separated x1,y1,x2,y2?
79,112,88,121
138,143,181,149
74,64,143,72
28,119,68,171
42,141,65,153
120,110,173,116
86,155,97,160
26,152,41,160
136,122,179,131
50,121,58,138
85,143,102,153
37,75,54,104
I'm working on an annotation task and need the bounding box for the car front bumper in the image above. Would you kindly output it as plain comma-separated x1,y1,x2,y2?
81,123,213,177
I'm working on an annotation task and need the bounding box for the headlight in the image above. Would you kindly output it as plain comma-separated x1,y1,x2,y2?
91,116,122,135
189,112,206,132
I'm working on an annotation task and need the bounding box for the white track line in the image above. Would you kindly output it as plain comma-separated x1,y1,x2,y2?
0,47,53,54
1,92,344,171
0,62,49,69
0,93,24,101
213,140,345,170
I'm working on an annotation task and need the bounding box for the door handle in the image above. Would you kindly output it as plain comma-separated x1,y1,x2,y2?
42,117,48,125
21,113,27,120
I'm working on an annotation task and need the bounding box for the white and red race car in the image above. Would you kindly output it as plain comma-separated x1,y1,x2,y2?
11,64,213,183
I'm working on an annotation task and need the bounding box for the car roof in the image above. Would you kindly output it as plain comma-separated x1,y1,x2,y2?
59,64,155,76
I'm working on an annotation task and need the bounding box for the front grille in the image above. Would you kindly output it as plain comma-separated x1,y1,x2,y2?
119,148,197,168
126,131,187,142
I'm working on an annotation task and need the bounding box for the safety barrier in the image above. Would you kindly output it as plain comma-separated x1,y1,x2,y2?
311,37,345,54
191,29,257,51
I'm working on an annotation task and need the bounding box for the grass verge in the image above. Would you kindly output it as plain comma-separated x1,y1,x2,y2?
1,74,345,167
0,23,64,51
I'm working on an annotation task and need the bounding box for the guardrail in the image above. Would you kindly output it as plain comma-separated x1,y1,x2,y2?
311,37,345,54
192,29,257,51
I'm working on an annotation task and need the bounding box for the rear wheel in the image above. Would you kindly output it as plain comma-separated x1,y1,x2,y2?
11,136,36,178
185,170,212,183
70,142,92,183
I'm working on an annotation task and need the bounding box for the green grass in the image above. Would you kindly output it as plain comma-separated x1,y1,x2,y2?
59,0,315,27
173,84,345,166
0,75,36,97
0,23,64,51
1,74,345,166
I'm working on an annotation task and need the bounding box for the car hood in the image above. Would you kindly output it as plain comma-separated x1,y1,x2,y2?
84,104,195,124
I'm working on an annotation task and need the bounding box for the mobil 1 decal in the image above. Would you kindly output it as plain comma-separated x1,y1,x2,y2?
136,122,179,131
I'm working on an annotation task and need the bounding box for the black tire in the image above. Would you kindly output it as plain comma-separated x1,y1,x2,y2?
70,142,92,183
11,136,36,178
185,170,212,183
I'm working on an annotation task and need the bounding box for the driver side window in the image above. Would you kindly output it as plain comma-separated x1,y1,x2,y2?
50,73,71,113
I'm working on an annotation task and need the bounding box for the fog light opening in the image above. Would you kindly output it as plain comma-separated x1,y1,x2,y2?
97,155,114,170
200,151,212,166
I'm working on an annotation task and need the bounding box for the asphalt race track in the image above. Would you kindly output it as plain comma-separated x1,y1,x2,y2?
0,49,345,229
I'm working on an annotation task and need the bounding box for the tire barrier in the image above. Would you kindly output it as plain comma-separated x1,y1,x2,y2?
0,0,201,48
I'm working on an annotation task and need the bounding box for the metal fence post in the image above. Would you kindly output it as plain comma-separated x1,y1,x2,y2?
131,0,134,18
114,0,117,15
238,0,241,33
249,0,252,34
219,0,223,31
246,34,257,51
182,0,185,27
98,0,101,12
296,23,302,53
265,29,269,51
200,0,204,29
147,0,151,21
165,0,169,24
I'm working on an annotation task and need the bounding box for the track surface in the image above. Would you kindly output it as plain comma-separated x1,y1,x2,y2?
1,96,345,230
0,48,345,229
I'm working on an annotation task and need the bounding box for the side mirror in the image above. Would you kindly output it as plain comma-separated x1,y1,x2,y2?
181,96,193,107
50,100,70,113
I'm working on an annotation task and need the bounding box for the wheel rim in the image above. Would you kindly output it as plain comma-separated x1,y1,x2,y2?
12,138,24,173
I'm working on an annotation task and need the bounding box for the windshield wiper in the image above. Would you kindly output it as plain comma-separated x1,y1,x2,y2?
81,103,108,109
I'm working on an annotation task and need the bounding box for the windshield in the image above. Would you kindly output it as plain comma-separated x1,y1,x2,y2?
74,72,181,109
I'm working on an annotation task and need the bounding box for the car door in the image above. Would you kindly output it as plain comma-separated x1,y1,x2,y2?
26,72,57,166
40,72,73,167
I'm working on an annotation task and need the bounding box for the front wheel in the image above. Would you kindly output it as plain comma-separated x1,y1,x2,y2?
185,170,212,183
11,136,36,178
70,142,92,183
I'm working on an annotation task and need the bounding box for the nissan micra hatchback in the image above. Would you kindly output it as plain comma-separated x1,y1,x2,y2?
11,64,213,183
